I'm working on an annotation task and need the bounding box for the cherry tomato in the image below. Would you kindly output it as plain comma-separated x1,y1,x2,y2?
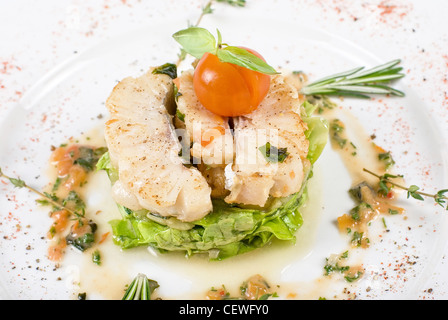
193,48,270,117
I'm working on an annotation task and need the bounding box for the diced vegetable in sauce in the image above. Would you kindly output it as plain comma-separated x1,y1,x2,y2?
44,143,106,261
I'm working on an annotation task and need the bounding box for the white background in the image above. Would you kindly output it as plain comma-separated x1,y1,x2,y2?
0,0,447,299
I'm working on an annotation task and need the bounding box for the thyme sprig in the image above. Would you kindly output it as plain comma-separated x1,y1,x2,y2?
363,168,448,209
0,167,85,219
176,0,246,65
198,0,246,25
301,59,405,98
216,0,246,7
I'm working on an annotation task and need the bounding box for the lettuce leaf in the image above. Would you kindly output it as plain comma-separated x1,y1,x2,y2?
96,151,119,183
303,101,329,164
108,191,306,260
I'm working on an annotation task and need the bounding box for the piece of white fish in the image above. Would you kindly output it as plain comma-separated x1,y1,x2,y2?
175,70,234,167
224,74,310,207
104,68,212,222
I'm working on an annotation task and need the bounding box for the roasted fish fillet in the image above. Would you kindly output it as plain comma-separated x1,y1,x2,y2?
104,69,213,222
175,70,234,167
225,74,310,207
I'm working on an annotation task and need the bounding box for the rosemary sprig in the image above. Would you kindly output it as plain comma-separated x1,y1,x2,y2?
0,167,84,219
301,60,405,98
363,168,448,209
122,273,159,300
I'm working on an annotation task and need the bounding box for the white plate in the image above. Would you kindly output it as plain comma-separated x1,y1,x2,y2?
1,13,447,300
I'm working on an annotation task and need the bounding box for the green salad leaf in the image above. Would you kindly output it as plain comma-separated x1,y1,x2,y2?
106,188,306,260
303,101,329,164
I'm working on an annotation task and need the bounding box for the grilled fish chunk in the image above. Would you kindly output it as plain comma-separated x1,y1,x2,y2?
104,68,212,222
175,70,234,167
225,74,310,207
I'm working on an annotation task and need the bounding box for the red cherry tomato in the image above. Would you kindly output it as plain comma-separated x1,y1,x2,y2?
193,48,271,117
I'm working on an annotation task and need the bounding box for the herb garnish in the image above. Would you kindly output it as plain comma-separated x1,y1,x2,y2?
92,249,101,265
152,63,177,79
77,292,87,300
259,142,289,163
122,273,159,300
324,251,363,283
0,167,85,220
62,190,86,213
173,1,404,100
324,251,350,275
330,119,347,148
65,221,97,252
300,59,405,98
378,151,395,170
363,168,448,209
172,27,278,75
176,109,186,122
344,271,363,283
349,202,373,221
74,146,107,171
351,231,368,247
216,0,246,7
175,0,246,65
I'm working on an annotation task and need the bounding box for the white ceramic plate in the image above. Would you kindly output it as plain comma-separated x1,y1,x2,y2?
1,13,447,300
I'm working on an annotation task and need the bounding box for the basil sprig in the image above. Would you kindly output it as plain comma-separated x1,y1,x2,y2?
172,27,216,59
172,27,279,75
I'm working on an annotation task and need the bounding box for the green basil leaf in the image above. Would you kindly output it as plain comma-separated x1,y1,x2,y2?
172,27,216,59
217,46,279,75
259,142,289,163
152,63,177,79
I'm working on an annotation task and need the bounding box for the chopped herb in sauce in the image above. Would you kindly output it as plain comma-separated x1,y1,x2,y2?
62,190,86,213
378,151,395,170
388,208,400,215
349,202,373,221
330,119,347,148
324,252,364,283
306,95,336,114
92,249,101,265
74,146,107,171
377,173,402,197
344,270,363,283
77,292,87,300
65,220,97,252
351,231,367,247
349,182,374,202
324,252,350,275
206,274,277,300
